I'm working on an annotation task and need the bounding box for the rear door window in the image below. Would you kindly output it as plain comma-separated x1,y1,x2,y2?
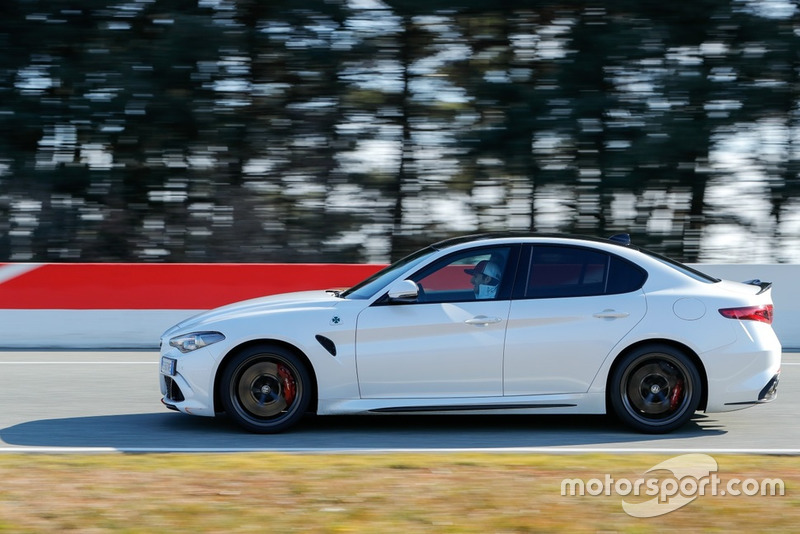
519,245,646,299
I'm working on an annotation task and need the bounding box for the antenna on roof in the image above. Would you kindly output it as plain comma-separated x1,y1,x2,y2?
608,233,631,246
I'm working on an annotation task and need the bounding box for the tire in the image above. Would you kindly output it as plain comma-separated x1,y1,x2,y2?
610,344,701,434
219,344,311,433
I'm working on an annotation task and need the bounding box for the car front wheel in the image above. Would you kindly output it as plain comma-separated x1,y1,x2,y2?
610,345,701,434
220,345,311,433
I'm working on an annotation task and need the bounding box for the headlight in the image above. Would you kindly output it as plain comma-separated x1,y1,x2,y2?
169,331,226,353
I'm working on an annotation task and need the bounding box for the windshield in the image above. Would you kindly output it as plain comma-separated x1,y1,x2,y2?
341,247,437,300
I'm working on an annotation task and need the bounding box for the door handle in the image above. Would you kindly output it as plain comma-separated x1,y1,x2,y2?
465,316,502,326
593,309,630,319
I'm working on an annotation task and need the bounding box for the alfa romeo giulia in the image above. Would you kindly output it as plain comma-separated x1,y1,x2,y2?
159,234,781,434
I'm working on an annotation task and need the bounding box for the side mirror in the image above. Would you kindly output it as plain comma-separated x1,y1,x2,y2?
386,279,419,302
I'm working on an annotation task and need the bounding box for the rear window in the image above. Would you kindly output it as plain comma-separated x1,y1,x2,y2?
638,249,720,283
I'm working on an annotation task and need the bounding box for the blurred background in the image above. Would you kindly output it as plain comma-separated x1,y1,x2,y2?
1,0,799,265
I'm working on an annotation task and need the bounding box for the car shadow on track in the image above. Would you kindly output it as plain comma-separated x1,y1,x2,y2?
0,412,726,450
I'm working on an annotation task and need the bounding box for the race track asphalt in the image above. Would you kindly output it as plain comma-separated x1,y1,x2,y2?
0,351,796,453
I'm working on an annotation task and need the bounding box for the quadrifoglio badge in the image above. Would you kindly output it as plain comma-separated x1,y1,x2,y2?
561,454,785,518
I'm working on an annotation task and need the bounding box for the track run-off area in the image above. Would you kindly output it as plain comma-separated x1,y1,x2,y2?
0,350,797,454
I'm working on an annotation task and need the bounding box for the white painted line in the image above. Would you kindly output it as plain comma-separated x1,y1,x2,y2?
0,361,157,365
0,447,798,455
0,263,40,284
0,447,120,454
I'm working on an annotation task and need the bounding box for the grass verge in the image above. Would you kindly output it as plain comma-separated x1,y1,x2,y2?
0,453,797,532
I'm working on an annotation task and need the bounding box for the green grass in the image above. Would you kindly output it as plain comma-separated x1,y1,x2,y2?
0,453,796,532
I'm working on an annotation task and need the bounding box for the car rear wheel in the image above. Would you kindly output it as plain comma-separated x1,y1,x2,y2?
220,345,311,433
610,345,701,433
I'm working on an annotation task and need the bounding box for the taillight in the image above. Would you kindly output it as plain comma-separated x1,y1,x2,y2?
719,304,773,324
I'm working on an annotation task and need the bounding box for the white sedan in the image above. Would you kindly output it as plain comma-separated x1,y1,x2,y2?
159,234,781,434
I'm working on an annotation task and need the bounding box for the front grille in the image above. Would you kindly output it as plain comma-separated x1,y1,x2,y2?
165,376,185,402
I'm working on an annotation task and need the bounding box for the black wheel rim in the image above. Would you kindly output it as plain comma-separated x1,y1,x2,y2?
232,358,301,421
620,354,693,426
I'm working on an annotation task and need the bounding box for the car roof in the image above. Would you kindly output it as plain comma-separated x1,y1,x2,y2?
430,232,719,284
430,232,633,250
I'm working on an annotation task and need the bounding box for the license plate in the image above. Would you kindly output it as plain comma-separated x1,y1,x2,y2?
160,357,177,376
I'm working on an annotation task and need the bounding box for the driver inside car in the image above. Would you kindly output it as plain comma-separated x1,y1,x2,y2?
465,260,503,299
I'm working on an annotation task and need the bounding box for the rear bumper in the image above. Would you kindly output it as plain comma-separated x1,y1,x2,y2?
721,371,780,407
703,327,781,412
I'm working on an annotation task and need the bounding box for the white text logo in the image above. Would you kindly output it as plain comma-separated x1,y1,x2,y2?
561,454,784,517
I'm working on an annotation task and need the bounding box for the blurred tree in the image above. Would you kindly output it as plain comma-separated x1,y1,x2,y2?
451,6,554,234
1,0,799,263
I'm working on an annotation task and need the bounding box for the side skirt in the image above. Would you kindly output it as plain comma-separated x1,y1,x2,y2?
370,403,576,413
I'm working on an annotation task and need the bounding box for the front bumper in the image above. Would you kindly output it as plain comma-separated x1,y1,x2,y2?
158,346,219,417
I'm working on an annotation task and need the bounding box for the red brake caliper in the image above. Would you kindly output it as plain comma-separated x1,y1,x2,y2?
277,364,296,405
670,380,684,410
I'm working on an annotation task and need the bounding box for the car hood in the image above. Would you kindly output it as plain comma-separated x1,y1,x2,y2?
163,290,342,336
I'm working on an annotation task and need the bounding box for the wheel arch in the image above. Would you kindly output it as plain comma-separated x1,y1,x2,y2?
213,339,319,416
605,339,708,413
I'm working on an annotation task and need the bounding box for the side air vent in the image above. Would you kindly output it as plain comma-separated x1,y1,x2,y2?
316,335,337,357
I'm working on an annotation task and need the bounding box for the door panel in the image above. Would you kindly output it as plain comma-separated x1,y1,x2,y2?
503,291,646,395
356,300,511,398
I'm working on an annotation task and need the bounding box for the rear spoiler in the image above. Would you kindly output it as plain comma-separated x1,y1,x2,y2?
743,279,773,295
